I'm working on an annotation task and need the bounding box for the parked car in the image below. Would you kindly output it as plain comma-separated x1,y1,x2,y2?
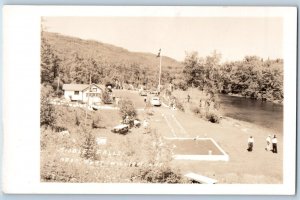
150,97,161,106
149,90,159,95
139,90,147,96
111,124,129,134
92,102,101,110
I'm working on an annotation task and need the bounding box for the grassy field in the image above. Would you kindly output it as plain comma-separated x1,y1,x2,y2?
113,89,146,109
41,103,188,183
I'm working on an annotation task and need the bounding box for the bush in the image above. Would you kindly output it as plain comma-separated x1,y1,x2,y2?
191,106,202,116
132,166,189,183
102,90,112,104
80,131,97,160
174,99,185,112
119,99,137,121
75,114,80,126
206,111,220,123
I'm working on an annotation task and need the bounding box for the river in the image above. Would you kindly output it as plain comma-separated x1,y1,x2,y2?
219,94,283,134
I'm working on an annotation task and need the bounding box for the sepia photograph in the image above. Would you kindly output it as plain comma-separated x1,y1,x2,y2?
2,6,296,194
40,16,284,184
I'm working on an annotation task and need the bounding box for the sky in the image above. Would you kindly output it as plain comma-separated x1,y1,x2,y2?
43,17,283,62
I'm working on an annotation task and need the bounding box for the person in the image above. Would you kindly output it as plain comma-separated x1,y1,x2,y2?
144,96,147,103
272,135,278,153
187,94,190,103
265,135,272,151
247,136,254,152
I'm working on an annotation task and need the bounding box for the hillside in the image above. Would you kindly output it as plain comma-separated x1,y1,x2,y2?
43,31,183,76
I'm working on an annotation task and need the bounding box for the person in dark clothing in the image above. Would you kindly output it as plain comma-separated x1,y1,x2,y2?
272,135,278,153
247,136,254,152
187,94,190,102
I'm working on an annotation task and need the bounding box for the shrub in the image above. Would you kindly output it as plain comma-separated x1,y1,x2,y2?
92,115,102,129
75,114,80,126
206,111,220,123
80,131,97,160
191,106,202,116
174,99,185,112
102,90,112,104
119,99,137,121
132,166,189,183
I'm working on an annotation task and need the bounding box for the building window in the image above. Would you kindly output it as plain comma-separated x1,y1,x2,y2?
74,91,79,95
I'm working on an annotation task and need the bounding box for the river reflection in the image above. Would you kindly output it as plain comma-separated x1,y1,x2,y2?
219,94,283,133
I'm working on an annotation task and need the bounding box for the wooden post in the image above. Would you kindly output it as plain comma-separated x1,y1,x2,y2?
158,49,162,93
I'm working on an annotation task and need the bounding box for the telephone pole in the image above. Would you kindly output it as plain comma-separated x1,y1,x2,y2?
158,49,162,93
85,74,92,128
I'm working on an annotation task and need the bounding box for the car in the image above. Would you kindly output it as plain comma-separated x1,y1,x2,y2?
111,124,129,134
91,102,102,110
139,90,147,96
150,97,161,106
150,90,159,95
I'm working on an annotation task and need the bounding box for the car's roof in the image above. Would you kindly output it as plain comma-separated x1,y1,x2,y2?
114,124,128,129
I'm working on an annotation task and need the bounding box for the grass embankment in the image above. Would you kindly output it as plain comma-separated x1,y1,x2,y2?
41,105,188,183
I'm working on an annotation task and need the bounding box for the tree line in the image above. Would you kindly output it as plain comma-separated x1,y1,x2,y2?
41,39,178,90
180,51,283,103
41,33,283,103
41,32,180,92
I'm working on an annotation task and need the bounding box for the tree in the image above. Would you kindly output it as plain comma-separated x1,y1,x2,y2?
81,131,97,160
119,99,137,122
102,90,112,104
69,53,88,84
41,38,61,85
40,84,56,127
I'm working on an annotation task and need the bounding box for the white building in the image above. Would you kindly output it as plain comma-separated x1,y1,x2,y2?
62,83,104,103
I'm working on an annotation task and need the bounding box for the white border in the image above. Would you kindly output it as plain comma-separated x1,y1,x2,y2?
2,6,297,194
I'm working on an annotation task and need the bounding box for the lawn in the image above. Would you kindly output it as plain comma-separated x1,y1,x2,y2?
41,104,187,183
113,89,146,109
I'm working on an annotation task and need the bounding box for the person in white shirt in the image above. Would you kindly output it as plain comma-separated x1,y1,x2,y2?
247,136,254,152
272,135,278,153
265,135,272,151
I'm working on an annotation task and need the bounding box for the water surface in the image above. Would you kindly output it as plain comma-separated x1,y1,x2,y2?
219,94,283,133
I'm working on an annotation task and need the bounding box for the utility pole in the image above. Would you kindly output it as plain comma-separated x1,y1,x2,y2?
158,49,162,93
57,75,60,93
85,74,92,128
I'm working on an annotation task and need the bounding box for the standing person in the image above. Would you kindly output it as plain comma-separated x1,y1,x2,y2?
272,135,278,153
265,135,272,151
247,136,254,152
187,94,190,103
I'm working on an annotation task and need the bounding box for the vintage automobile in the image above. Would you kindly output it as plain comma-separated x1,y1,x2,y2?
150,97,161,106
91,102,102,110
149,90,159,95
139,90,148,96
111,124,129,134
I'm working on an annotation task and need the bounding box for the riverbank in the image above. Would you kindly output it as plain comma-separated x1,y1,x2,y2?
226,92,283,105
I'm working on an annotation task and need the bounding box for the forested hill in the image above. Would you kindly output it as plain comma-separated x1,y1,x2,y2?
42,31,283,103
42,31,183,88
